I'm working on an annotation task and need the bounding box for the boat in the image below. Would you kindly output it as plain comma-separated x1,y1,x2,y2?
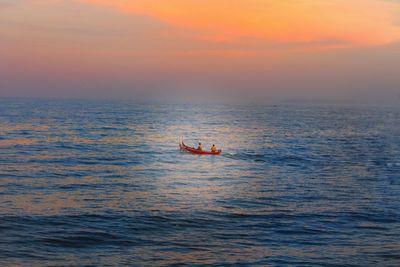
179,142,222,155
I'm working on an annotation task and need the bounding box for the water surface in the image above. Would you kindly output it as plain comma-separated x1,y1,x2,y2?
0,99,399,266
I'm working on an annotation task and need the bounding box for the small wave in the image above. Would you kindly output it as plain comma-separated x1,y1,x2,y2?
39,231,121,248
223,152,267,163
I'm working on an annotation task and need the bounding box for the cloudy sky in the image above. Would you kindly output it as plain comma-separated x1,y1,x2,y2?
1,0,399,100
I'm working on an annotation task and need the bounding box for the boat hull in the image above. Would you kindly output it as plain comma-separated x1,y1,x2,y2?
180,142,222,155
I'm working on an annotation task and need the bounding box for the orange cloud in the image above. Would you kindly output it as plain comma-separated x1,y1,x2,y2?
83,0,400,47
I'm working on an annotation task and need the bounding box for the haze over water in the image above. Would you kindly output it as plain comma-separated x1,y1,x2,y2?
0,98,399,266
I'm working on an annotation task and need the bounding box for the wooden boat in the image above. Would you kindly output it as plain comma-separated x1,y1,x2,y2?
179,142,222,155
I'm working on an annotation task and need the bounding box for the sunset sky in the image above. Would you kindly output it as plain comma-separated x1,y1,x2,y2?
1,0,399,100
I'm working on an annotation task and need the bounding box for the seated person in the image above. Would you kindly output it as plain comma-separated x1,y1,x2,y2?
211,144,217,152
197,142,203,151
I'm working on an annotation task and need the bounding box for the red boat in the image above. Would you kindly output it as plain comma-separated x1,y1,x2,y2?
180,142,222,155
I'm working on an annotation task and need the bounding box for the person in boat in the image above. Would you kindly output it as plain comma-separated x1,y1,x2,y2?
211,144,217,152
197,142,203,151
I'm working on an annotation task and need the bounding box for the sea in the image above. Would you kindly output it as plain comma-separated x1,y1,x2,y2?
0,98,399,266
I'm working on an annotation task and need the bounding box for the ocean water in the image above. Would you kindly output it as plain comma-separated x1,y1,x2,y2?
0,98,399,266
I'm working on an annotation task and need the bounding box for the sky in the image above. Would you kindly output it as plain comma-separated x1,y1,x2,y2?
1,0,400,101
